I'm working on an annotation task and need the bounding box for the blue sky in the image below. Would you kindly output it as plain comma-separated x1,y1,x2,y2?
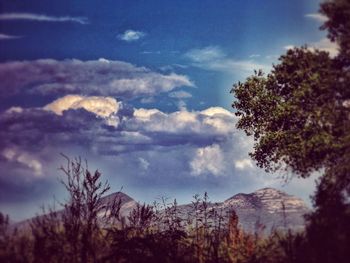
0,0,334,221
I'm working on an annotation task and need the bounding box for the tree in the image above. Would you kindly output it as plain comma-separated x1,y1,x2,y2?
321,0,350,66
231,0,350,262
231,0,349,188
232,48,347,178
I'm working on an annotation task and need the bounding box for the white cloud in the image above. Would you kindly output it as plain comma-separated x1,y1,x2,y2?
108,73,192,94
139,157,150,170
6,107,23,114
130,106,238,136
200,107,232,117
2,148,16,160
118,30,146,42
44,95,120,126
235,158,253,170
133,110,198,133
190,144,225,176
133,108,164,121
284,45,295,50
176,100,187,110
1,103,254,180
60,104,251,179
0,33,23,40
186,46,226,62
305,13,328,23
44,95,119,117
310,38,339,57
185,46,270,74
168,90,192,99
2,148,43,176
284,38,339,58
200,108,235,133
0,13,88,24
0,58,194,99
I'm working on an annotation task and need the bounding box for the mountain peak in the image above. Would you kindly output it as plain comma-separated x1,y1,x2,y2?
224,188,308,213
100,191,134,206
253,187,287,198
252,188,308,213
219,188,309,232
254,187,284,194
100,191,138,218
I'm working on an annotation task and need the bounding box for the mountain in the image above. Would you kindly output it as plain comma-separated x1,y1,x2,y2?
12,188,309,233
12,192,138,230
174,188,309,233
151,188,309,233
99,191,138,218
219,188,309,232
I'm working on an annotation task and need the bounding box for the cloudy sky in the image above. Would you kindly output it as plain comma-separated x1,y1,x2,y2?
0,0,333,221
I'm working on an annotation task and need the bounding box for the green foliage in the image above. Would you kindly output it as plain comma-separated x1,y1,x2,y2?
232,0,350,187
232,47,348,177
231,1,350,263
321,0,350,65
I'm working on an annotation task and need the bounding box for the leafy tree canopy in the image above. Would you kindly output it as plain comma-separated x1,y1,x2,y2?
232,3,350,259
321,0,350,65
231,0,350,201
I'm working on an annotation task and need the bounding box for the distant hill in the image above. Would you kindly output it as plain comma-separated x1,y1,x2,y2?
174,188,309,233
99,191,138,218
220,188,309,232
12,191,138,230
12,188,309,233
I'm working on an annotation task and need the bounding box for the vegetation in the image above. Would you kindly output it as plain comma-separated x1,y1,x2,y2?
231,0,350,262
0,157,305,263
0,155,345,263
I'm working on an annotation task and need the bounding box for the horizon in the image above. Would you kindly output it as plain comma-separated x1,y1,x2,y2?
0,0,328,221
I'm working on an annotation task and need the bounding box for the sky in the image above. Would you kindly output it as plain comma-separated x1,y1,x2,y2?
0,0,337,221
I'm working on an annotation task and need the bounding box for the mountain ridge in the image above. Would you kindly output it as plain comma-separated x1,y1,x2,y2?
12,187,309,233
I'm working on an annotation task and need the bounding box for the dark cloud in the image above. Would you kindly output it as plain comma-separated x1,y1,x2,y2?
0,108,101,152
0,101,242,158
0,59,193,99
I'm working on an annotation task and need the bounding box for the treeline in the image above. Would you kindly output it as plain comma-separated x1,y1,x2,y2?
1,157,349,263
